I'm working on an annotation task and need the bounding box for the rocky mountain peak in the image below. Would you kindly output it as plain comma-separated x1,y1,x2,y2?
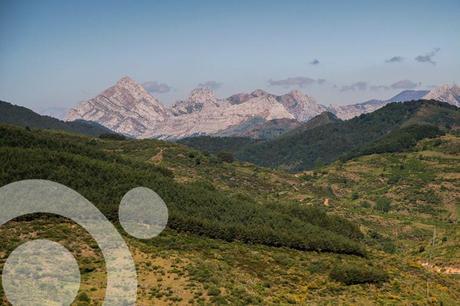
116,76,137,86
66,76,168,137
250,89,270,97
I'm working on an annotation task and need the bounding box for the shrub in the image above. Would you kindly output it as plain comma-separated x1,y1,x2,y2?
375,197,391,213
77,292,91,302
217,151,234,163
329,263,389,285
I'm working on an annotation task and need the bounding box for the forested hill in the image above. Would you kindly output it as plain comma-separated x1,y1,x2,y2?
0,100,116,137
235,100,459,171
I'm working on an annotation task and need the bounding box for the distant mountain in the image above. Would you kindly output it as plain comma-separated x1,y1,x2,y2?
386,90,429,102
235,100,459,171
0,100,115,136
37,106,69,120
329,90,429,120
66,76,169,137
329,86,459,120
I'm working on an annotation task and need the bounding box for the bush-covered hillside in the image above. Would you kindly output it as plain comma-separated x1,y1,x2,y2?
0,125,364,255
1,124,459,304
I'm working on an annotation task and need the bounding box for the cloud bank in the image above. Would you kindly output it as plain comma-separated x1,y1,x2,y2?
197,81,222,90
415,48,440,65
340,81,368,91
385,56,404,63
268,77,325,88
345,80,421,91
142,81,171,94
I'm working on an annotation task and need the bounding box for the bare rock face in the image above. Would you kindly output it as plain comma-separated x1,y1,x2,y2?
276,90,327,121
66,77,169,137
423,84,460,107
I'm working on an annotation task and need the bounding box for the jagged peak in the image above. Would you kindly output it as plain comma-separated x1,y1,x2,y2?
189,87,217,102
287,89,305,97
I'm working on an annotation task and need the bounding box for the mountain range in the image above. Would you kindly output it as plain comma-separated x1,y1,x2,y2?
65,77,460,139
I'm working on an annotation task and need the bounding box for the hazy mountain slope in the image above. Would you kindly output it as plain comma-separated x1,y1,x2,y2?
329,87,457,120
0,100,115,136
387,90,429,102
236,100,459,171
215,117,301,139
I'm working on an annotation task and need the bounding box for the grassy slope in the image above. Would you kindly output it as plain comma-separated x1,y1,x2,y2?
0,126,459,304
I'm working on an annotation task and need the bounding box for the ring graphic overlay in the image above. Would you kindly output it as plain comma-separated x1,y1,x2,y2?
0,180,138,305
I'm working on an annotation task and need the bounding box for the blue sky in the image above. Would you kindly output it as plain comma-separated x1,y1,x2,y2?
0,0,459,111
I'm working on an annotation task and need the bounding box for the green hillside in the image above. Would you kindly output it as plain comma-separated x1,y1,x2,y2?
0,100,116,137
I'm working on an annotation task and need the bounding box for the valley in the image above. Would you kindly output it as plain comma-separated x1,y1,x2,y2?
0,121,459,304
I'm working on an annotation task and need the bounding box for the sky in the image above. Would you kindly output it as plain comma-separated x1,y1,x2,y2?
0,0,459,112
